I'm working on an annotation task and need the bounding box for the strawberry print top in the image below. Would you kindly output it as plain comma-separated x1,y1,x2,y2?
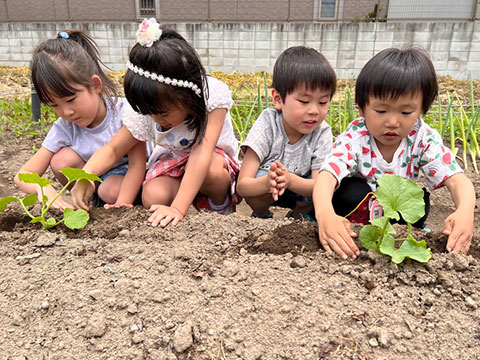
320,117,463,191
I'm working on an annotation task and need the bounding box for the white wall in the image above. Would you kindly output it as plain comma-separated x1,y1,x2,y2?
1,21,480,80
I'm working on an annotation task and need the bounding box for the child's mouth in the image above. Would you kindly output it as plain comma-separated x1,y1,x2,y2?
383,132,398,140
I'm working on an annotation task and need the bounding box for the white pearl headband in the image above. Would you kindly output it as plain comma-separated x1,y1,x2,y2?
127,62,202,97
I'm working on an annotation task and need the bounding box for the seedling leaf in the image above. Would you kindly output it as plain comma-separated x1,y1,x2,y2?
359,225,381,251
0,196,20,211
64,208,89,229
359,174,431,263
18,173,52,187
370,217,396,234
380,236,432,264
21,193,38,207
45,218,57,229
376,174,425,224
61,168,101,182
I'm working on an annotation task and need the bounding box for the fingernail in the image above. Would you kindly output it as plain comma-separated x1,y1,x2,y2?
356,251,360,256
352,255,357,259
447,247,452,252
342,254,348,260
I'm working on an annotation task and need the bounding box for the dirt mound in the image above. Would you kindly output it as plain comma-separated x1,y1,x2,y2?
0,137,480,359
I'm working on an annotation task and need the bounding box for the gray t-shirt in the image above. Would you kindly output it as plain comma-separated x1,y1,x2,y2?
241,108,333,176
42,97,129,167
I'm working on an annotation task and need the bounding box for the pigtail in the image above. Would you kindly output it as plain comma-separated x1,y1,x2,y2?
64,30,119,101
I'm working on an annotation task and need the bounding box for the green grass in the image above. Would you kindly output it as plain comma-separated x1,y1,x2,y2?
0,97,57,138
1,75,479,172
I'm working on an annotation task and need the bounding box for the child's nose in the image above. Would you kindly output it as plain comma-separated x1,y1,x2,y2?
308,103,320,114
385,114,400,127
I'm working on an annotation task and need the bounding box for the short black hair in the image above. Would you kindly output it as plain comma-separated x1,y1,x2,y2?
355,47,438,114
272,46,336,101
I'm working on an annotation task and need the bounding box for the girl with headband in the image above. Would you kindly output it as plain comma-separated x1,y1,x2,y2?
72,19,241,227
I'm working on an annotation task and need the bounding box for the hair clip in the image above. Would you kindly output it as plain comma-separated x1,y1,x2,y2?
57,31,69,39
127,62,202,97
136,18,162,47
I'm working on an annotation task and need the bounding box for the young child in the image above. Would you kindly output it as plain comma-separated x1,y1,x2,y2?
237,46,336,219
15,30,146,209
313,47,475,259
71,19,241,227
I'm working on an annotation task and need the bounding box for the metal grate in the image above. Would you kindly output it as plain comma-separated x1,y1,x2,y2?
140,0,156,16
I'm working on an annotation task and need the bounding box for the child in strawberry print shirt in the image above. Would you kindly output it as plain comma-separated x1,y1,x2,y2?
313,47,476,260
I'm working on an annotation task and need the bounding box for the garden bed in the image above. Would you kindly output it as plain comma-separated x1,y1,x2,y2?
0,131,479,360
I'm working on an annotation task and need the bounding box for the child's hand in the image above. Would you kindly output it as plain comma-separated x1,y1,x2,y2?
443,210,474,254
148,204,184,228
104,202,134,210
71,179,95,210
268,161,290,201
318,212,359,259
43,186,74,210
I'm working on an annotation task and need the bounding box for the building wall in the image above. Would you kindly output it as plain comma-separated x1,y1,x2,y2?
1,21,479,80
0,0,396,22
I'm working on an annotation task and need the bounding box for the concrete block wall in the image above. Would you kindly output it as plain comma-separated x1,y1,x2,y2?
1,21,480,80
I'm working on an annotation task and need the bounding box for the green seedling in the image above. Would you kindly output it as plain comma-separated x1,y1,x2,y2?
359,174,432,264
0,168,101,230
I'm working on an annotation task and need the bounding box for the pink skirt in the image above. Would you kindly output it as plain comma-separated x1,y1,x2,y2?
143,148,242,211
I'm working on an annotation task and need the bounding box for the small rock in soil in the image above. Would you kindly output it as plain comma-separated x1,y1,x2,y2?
173,321,193,353
83,313,107,338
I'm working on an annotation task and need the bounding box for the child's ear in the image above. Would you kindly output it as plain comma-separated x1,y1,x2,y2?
272,89,283,110
90,75,103,94
358,106,365,118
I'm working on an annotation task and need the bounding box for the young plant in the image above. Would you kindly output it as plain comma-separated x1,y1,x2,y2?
0,168,101,230
359,174,432,264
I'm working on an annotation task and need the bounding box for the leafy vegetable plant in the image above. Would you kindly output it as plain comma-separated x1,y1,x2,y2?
0,168,101,230
359,174,432,264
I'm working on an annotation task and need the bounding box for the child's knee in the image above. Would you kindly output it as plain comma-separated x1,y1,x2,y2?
97,177,121,204
142,183,173,207
50,147,84,173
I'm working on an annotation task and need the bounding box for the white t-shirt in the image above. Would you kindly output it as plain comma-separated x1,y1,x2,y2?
122,76,239,169
42,97,129,167
241,108,333,176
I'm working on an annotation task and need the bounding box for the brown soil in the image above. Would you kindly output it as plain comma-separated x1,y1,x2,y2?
1,133,480,360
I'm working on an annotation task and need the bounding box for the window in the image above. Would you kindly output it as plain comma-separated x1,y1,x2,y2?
140,0,156,16
320,0,336,18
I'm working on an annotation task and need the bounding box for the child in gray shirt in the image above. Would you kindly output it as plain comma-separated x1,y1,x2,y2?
237,46,336,219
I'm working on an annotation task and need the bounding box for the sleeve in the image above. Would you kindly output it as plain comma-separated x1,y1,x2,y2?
311,123,333,170
240,109,274,164
122,104,155,142
205,77,234,113
41,119,73,153
320,125,358,188
419,128,464,190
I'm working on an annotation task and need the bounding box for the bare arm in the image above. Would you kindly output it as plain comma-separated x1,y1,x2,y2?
236,147,271,198
71,126,140,210
313,171,358,259
107,141,146,207
171,108,227,215
443,173,476,253
147,108,228,227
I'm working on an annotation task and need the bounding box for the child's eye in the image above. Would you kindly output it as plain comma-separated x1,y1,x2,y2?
374,109,386,114
298,100,308,104
402,111,414,115
319,101,329,105
66,97,76,103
